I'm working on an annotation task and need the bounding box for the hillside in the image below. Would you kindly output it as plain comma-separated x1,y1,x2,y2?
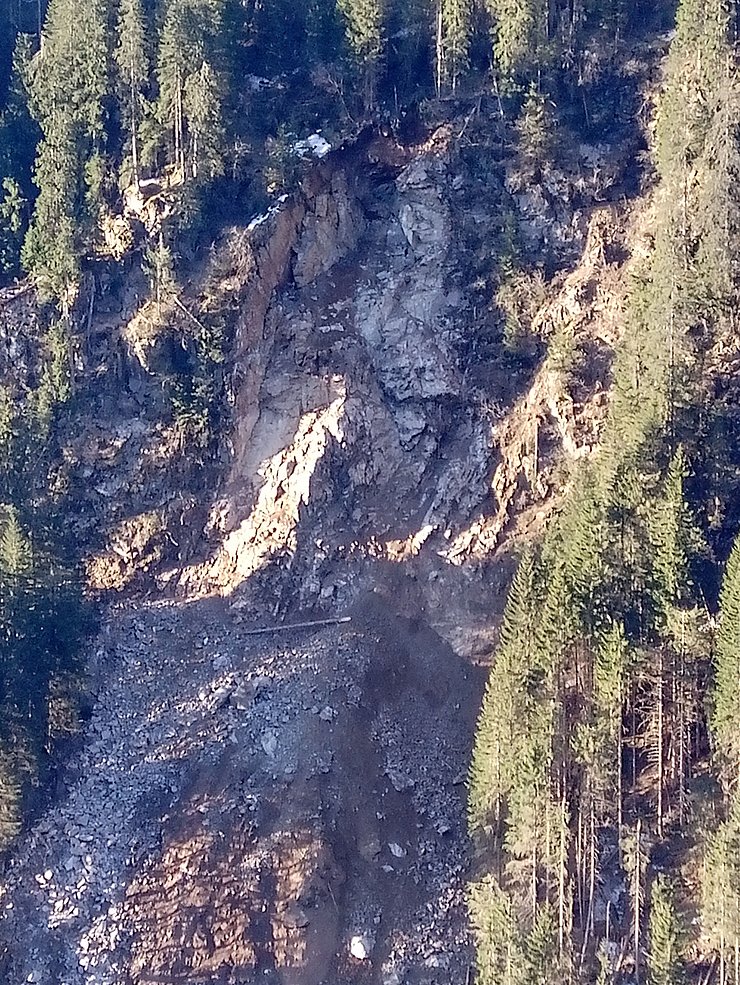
2,1,740,985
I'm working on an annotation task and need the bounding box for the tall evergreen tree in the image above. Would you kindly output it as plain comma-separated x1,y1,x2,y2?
712,533,740,793
337,0,385,109
481,0,548,78
21,107,79,303
0,34,38,276
435,0,473,94
702,795,740,985
114,0,149,186
648,875,686,985
22,0,112,297
157,0,227,179
469,551,541,835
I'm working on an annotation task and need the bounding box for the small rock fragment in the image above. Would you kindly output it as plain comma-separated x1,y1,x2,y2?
261,732,278,757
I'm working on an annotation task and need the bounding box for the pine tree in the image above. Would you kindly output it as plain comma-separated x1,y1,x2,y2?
183,60,224,180
702,794,740,985
469,876,525,985
157,0,226,180
23,0,112,297
114,0,149,187
0,34,39,274
693,47,740,304
523,904,563,985
712,533,740,793
648,875,686,985
587,622,628,823
0,507,33,579
21,107,79,303
435,0,473,94
481,0,548,78
469,551,541,835
0,177,26,271
0,749,22,850
650,448,692,616
337,0,385,109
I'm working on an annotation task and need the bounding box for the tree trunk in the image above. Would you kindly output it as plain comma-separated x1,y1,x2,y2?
559,792,567,955
435,2,443,98
657,650,664,838
130,61,140,186
634,818,642,984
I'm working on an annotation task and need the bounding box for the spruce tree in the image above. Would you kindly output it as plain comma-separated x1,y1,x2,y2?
469,551,541,835
0,749,22,850
114,0,149,187
157,0,226,179
469,876,525,985
21,108,79,303
648,875,686,985
23,0,112,297
712,533,740,792
436,0,473,94
0,34,39,275
650,448,691,615
183,60,224,180
336,0,385,109
481,0,548,78
702,794,740,985
0,507,33,579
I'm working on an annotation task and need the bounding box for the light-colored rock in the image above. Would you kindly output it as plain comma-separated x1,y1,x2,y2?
261,732,278,757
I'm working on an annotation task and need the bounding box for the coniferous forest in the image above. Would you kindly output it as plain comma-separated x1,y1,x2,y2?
3,0,740,983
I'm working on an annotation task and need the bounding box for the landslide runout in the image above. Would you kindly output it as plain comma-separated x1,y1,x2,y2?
0,589,480,985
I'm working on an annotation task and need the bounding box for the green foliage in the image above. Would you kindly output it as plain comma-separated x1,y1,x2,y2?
702,794,740,973
648,875,686,985
157,0,227,178
0,492,85,846
169,308,225,450
143,231,176,310
516,85,555,172
523,904,562,985
0,177,26,272
337,0,385,107
115,0,149,185
438,0,474,93
21,109,79,303
469,876,525,985
33,320,73,436
469,551,542,835
0,34,39,277
0,506,33,578
470,9,740,982
712,533,740,792
0,749,22,850
184,61,225,180
482,0,548,78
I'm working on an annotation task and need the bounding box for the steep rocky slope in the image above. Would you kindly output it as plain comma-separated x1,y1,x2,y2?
0,104,647,984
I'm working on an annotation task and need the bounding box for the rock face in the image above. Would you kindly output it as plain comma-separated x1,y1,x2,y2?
180,144,484,606
0,119,639,985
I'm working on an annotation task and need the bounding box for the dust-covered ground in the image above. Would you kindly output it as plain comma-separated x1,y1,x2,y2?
0,565,483,985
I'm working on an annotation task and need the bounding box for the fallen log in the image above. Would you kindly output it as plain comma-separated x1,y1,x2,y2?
242,616,352,636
